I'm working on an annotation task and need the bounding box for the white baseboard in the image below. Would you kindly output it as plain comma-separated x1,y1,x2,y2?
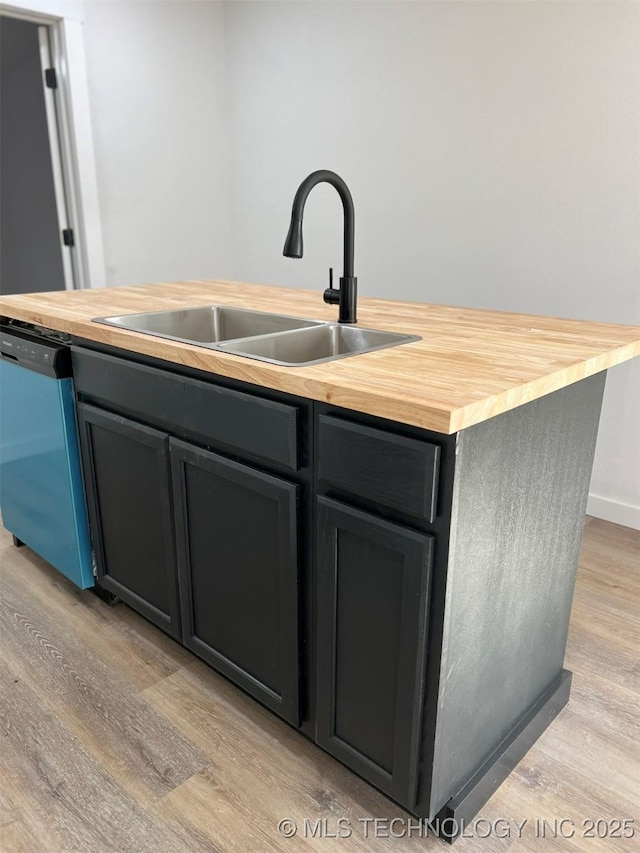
587,494,640,531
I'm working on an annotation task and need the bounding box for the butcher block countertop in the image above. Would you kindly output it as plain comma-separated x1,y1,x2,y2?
1,279,639,434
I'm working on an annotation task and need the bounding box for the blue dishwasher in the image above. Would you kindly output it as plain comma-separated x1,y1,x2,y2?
0,325,94,588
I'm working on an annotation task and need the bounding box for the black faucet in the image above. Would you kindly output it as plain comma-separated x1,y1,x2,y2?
283,169,357,324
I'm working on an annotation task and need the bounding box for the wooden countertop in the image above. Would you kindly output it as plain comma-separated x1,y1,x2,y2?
1,279,639,434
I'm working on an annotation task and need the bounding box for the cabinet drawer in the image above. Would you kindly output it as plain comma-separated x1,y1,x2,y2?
318,415,440,523
72,347,300,471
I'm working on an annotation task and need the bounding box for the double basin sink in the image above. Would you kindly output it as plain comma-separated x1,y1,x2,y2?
94,305,420,367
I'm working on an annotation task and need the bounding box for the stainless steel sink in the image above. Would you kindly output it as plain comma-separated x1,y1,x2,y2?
217,324,420,366
94,305,322,344
93,304,420,366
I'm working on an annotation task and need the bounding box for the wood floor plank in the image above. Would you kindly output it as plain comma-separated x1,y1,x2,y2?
585,517,640,562
151,769,286,853
567,672,640,757
154,767,442,852
565,626,638,691
0,555,210,805
0,786,20,828
574,518,640,599
451,716,637,852
567,592,639,650
144,662,432,851
0,657,206,852
0,820,46,853
2,538,192,691
577,554,640,600
507,749,639,852
532,706,639,816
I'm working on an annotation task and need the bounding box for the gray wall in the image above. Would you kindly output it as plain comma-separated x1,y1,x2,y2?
0,16,65,295
82,0,233,287
223,0,640,526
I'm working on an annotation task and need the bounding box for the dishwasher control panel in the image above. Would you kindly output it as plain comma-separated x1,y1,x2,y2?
0,325,72,379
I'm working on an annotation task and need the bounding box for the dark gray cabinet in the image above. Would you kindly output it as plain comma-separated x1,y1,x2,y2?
72,344,605,839
71,345,301,471
73,346,306,726
170,438,301,725
315,496,433,805
77,403,181,639
318,415,440,524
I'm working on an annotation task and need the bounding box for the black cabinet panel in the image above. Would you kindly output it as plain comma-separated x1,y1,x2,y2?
318,415,440,523
171,438,300,725
316,497,432,805
77,403,180,638
72,347,300,471
334,528,405,773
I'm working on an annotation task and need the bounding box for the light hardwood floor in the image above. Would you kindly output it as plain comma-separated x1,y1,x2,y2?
1,517,638,852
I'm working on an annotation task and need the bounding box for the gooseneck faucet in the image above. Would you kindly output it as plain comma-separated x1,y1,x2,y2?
283,170,357,324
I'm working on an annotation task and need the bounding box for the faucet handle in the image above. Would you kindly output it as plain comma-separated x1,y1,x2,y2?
324,267,340,306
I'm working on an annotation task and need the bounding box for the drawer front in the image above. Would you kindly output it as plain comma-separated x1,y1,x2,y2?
318,415,440,523
71,347,299,471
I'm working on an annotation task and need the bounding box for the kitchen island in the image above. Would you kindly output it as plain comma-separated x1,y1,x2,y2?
1,280,639,841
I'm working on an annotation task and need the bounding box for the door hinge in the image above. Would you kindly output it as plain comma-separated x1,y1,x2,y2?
62,228,75,247
45,68,58,89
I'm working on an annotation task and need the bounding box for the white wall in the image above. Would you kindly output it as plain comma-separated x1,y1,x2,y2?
0,0,83,19
82,0,232,287
223,0,640,527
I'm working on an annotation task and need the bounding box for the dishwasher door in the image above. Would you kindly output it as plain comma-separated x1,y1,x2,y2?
0,356,94,589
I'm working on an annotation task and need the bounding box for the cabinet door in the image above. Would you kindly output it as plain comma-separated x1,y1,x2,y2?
170,438,300,725
77,404,180,638
316,497,433,806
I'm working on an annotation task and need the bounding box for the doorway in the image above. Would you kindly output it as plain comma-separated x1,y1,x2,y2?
1,15,74,295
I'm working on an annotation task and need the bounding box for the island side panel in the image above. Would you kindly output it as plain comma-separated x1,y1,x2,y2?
427,372,606,818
